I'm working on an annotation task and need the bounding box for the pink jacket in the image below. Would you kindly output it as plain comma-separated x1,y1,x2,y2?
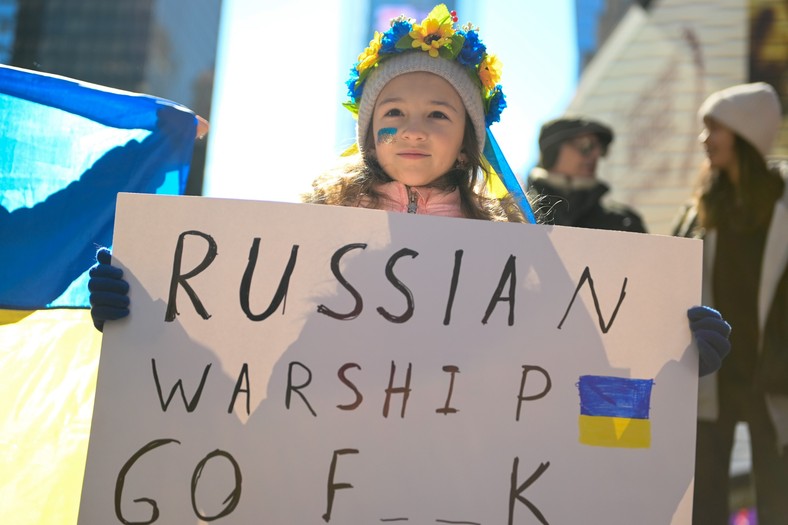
367,181,465,218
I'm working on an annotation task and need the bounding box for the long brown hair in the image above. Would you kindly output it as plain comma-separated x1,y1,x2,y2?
303,115,528,223
695,135,784,231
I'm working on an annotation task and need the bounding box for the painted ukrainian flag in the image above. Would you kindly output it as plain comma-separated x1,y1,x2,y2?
577,375,655,448
0,65,198,525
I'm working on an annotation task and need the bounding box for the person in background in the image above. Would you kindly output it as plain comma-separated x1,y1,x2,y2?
527,117,647,233
672,82,788,525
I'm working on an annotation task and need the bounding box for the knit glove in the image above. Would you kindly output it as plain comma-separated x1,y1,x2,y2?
688,305,731,377
88,247,130,332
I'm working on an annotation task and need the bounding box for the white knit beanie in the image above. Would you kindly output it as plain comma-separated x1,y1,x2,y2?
356,52,486,155
698,82,782,157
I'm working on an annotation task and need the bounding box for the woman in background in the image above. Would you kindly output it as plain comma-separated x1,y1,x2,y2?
673,82,788,525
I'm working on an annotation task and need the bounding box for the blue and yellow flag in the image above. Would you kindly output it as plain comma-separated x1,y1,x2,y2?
483,128,536,224
577,375,655,448
0,65,198,524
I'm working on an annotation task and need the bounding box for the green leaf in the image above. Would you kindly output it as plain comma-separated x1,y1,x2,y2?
342,101,359,117
395,34,414,50
357,67,373,85
447,33,465,59
471,72,484,90
438,47,454,60
427,4,451,24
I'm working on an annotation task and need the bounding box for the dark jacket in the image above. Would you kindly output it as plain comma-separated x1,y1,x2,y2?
527,167,647,233
673,164,788,446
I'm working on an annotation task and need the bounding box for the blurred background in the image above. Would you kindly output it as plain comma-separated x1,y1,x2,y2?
4,0,787,235
3,0,787,522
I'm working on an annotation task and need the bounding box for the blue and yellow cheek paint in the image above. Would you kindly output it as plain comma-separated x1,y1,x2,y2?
377,127,398,145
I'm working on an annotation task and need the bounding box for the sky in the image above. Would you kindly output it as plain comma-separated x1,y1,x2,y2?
204,0,578,203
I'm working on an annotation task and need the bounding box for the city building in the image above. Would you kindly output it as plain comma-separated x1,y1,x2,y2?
568,0,788,235
8,0,223,195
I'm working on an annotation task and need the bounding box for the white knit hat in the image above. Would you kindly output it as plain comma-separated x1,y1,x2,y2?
698,82,782,157
356,52,486,154
344,5,507,158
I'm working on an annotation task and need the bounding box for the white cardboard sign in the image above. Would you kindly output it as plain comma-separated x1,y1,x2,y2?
79,192,702,524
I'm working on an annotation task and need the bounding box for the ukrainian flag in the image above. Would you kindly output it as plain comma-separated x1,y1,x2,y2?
483,129,536,224
0,65,198,524
577,375,654,448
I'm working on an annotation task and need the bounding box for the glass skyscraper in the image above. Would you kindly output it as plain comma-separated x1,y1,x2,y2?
8,0,223,194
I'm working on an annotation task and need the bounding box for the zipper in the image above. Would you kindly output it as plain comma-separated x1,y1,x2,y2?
407,186,418,213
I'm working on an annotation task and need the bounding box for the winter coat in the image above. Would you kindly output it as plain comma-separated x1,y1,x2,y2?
673,165,788,447
527,167,647,233
364,181,465,217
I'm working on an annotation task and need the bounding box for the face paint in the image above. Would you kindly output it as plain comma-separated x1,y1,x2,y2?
377,127,397,145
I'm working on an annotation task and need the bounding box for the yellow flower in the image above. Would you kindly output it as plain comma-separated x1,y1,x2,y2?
357,32,383,73
409,18,454,58
479,54,502,90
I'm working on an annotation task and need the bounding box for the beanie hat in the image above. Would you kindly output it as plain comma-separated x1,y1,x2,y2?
356,52,486,155
698,82,782,157
344,4,507,155
538,117,614,153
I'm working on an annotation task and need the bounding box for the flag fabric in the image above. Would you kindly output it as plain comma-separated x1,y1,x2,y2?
483,128,536,224
0,309,102,525
0,65,198,525
0,64,197,308
577,375,655,448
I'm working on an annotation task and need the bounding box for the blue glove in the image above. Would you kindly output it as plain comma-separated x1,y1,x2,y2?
88,248,130,332
687,305,731,377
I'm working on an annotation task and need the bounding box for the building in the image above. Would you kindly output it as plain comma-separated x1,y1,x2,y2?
9,0,223,195
568,0,788,234
0,0,17,63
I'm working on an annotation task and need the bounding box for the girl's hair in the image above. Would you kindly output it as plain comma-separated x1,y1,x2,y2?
303,114,528,223
695,135,785,231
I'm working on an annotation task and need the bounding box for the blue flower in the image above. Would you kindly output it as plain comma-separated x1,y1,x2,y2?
380,20,412,54
457,30,486,67
346,65,362,101
485,85,506,126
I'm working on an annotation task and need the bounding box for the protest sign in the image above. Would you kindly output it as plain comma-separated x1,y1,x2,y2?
78,192,702,524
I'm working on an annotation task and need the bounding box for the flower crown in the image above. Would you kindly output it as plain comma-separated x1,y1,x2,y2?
344,4,506,128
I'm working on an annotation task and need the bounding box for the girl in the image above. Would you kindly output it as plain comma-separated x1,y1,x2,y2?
303,5,524,222
89,5,729,381
673,82,788,525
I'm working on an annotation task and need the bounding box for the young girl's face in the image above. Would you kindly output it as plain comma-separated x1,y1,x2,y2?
372,71,467,187
699,117,737,171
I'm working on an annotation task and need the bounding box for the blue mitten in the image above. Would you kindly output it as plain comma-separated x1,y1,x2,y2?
88,248,130,332
687,305,731,377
